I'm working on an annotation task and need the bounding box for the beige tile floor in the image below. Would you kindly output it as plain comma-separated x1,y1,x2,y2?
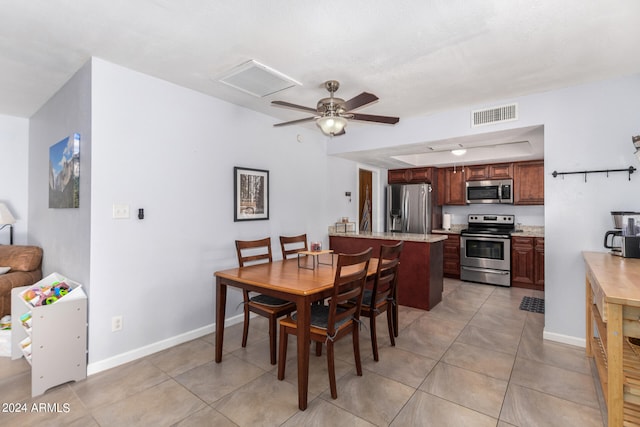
0,278,607,426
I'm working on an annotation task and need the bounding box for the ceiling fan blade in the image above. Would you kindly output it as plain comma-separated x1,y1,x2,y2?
341,92,378,112
273,116,317,127
350,113,399,125
271,100,317,114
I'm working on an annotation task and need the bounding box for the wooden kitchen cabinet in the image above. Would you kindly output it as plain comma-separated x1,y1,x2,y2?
388,167,435,184
437,167,466,206
464,165,489,181
511,236,544,290
465,163,513,181
534,237,545,288
514,160,544,205
442,233,461,279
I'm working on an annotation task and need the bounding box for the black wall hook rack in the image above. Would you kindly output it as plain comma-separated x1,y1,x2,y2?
551,166,636,182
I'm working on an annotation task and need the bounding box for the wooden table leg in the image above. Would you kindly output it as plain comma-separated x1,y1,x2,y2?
607,303,623,427
585,277,593,357
296,296,310,410
215,277,227,363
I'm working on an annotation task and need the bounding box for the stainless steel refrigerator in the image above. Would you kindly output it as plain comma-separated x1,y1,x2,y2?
386,183,432,234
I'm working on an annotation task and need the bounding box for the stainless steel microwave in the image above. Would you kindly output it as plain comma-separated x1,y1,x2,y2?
466,179,513,204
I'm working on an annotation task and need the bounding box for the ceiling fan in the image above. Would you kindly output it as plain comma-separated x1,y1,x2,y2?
271,80,399,136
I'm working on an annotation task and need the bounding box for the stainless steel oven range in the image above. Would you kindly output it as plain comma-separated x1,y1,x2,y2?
460,214,515,287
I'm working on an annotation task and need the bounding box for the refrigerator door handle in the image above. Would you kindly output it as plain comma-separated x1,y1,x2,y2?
403,190,409,232
422,185,428,234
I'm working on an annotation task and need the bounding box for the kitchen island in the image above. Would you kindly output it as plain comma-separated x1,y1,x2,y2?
329,231,447,310
584,251,640,426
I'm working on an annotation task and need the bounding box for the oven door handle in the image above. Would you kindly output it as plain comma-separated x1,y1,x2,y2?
461,266,510,275
461,233,511,239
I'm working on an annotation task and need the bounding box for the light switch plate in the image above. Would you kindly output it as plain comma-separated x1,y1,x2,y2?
112,204,130,219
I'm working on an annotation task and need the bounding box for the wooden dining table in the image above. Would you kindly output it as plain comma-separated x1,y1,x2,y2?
214,254,378,410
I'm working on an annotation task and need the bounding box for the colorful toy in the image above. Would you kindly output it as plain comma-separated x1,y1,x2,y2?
23,289,37,301
22,281,73,307
44,296,58,305
53,283,69,297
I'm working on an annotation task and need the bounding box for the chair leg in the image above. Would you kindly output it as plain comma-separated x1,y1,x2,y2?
370,314,379,362
269,316,277,365
277,324,288,380
393,299,399,338
315,341,323,357
327,339,337,399
386,305,396,347
242,305,250,348
353,324,363,377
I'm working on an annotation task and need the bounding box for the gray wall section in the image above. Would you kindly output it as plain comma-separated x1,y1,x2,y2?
28,61,92,295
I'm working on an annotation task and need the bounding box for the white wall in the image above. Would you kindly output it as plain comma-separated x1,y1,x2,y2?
85,58,342,368
329,74,640,345
542,76,640,343
0,114,29,244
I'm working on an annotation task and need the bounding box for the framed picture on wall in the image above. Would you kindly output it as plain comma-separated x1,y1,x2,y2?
234,167,269,221
49,133,80,208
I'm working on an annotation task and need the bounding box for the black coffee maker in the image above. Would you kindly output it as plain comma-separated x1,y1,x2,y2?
605,211,640,256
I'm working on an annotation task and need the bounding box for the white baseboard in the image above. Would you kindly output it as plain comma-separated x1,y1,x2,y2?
87,313,244,376
543,328,586,348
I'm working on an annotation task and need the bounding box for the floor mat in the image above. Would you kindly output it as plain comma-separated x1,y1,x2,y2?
519,296,545,314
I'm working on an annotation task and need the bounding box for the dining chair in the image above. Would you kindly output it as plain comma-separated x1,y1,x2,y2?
235,238,296,365
360,241,404,361
279,234,308,259
277,247,372,399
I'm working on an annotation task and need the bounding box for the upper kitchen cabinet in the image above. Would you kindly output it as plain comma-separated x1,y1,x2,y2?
465,163,513,181
388,167,435,184
514,160,544,205
437,167,466,205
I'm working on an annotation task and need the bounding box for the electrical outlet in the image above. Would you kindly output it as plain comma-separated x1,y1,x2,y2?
111,315,123,332
112,204,130,219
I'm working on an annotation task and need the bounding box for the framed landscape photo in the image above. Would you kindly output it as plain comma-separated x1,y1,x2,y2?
49,133,81,208
234,167,269,221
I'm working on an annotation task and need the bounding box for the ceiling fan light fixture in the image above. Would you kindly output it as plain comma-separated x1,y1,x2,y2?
451,148,467,156
317,115,347,136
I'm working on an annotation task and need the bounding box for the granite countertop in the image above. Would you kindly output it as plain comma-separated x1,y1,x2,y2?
432,224,466,234
328,230,448,243
512,226,545,238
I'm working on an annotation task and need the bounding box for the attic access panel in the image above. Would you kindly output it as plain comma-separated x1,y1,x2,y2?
219,60,300,97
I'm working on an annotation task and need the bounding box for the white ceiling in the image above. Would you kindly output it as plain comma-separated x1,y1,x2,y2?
1,1,639,167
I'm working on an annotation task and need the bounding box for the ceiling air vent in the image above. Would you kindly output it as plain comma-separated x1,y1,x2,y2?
471,103,518,127
218,60,300,98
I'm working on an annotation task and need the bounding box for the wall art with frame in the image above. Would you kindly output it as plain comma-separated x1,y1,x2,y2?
234,166,269,221
49,133,80,209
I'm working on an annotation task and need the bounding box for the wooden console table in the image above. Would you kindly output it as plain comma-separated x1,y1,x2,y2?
583,251,640,426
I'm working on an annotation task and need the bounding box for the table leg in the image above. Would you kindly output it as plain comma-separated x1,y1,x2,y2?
585,277,593,357
215,278,227,363
606,303,624,427
296,296,310,410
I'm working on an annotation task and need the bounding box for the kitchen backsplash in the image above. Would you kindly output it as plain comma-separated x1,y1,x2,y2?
442,204,545,227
